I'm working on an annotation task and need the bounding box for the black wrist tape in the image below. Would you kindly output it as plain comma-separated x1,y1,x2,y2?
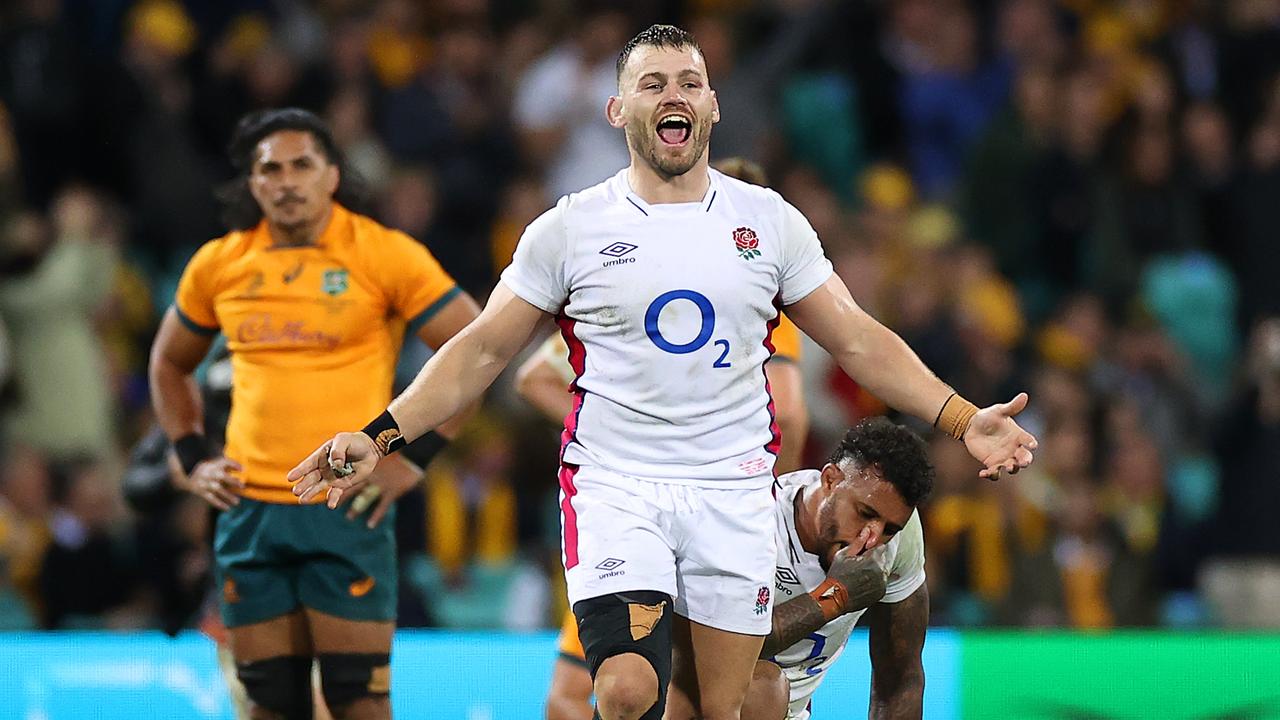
401,431,447,469
173,434,212,475
361,410,407,457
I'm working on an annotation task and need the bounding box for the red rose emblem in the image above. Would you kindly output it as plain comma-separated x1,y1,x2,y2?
734,227,759,250
757,586,770,605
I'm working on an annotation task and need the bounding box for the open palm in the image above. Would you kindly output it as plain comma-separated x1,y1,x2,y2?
963,392,1038,480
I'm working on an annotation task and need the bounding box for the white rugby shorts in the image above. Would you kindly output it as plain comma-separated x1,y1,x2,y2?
559,463,777,635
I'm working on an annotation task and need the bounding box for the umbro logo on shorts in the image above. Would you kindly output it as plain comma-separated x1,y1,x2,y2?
596,557,626,580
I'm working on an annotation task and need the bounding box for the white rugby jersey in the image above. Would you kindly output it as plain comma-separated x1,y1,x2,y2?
501,169,833,486
771,470,926,720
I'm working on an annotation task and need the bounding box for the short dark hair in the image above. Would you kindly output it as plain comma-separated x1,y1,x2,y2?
616,24,702,82
827,417,935,507
216,107,369,230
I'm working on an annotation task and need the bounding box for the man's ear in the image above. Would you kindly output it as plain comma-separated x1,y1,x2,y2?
606,95,626,129
710,90,720,123
819,463,842,494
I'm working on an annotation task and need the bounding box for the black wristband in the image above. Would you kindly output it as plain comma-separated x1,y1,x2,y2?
361,410,407,457
173,434,213,475
401,430,448,469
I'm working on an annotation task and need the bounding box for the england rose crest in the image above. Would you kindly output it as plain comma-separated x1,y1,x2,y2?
754,585,771,615
734,226,761,260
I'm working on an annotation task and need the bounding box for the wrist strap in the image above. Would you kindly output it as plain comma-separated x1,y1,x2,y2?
361,410,407,458
809,577,849,622
401,430,448,469
934,392,978,441
173,434,212,475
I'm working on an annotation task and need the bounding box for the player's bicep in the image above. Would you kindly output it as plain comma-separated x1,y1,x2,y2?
866,583,928,689
464,281,556,365
413,289,482,351
784,274,880,358
150,307,217,375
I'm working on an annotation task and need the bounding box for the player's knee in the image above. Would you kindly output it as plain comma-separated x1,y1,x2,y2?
236,656,313,720
574,590,673,720
740,661,790,720
316,653,390,714
595,654,659,720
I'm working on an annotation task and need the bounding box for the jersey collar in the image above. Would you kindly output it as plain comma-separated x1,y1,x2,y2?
620,169,720,215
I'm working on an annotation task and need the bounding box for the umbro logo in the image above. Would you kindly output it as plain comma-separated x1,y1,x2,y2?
776,567,801,586
599,242,638,258
596,558,626,571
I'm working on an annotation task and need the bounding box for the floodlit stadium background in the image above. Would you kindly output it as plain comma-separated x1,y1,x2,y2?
1,0,1279,717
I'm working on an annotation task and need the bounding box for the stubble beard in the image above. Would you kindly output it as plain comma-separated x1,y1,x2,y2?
627,114,714,180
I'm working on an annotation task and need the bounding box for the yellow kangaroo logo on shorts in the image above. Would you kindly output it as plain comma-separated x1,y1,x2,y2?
349,576,376,598
223,578,240,604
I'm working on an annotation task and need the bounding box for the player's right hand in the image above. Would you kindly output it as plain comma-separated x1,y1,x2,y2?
287,431,380,508
184,457,245,511
827,539,891,614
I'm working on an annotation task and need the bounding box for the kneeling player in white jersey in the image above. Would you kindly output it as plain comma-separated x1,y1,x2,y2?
757,417,930,720
290,24,1035,720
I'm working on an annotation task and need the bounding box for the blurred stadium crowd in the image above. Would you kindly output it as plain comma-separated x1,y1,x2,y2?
1,0,1279,636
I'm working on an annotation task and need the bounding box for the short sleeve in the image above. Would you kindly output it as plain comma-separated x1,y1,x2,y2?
499,200,570,313
173,240,223,335
777,196,834,306
882,510,926,604
378,231,461,335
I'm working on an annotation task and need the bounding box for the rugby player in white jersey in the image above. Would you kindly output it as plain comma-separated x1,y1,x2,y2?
289,24,1037,720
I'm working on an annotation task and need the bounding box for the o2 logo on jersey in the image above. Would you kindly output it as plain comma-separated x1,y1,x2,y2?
644,289,731,368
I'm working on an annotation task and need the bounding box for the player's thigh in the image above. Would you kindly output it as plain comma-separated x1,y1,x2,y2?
304,608,394,655
562,464,679,606
674,483,775,635
214,499,304,629
227,610,310,663
305,608,394,719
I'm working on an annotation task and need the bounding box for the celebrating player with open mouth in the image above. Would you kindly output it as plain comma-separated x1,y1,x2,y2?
290,24,1037,720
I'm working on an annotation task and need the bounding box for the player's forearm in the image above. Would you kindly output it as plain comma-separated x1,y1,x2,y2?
148,357,205,441
829,319,953,426
869,663,924,720
388,325,513,441
760,595,827,658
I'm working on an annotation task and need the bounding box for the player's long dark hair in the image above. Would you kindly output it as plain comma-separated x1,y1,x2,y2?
216,108,371,231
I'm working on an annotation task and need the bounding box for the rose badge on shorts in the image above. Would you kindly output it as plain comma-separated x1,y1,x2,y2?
754,585,771,615
734,226,761,260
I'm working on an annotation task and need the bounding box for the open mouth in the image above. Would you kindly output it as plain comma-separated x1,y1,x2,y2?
656,114,692,146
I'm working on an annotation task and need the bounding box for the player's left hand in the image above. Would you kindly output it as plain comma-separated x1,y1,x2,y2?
340,457,422,529
287,431,381,506
963,392,1038,480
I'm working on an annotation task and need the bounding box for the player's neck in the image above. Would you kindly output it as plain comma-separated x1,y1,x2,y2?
627,161,710,205
267,203,334,248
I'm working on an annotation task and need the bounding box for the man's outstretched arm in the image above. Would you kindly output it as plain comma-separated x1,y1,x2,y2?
289,282,552,501
786,274,1036,478
864,584,928,720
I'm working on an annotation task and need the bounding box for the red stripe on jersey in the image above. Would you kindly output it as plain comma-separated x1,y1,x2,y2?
556,313,588,570
761,301,783,459
556,314,588,458
559,462,581,569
